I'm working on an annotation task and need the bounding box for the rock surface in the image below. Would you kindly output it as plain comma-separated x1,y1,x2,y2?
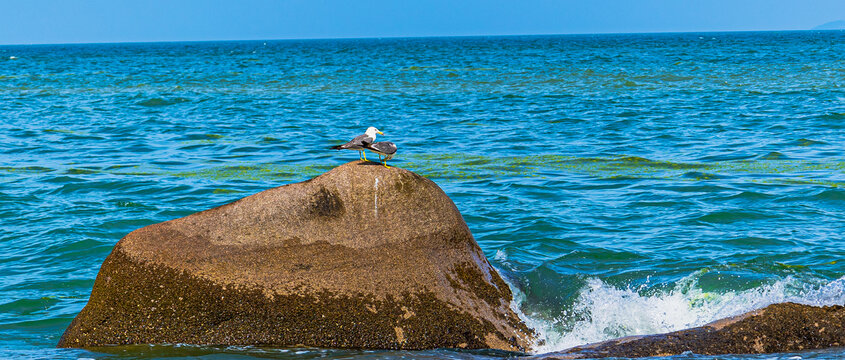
58,161,533,351
530,302,845,359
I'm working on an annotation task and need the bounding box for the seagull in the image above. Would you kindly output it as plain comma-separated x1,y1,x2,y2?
330,127,383,161
364,141,398,168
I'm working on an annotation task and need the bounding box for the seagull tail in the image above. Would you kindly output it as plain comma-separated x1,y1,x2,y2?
330,145,344,150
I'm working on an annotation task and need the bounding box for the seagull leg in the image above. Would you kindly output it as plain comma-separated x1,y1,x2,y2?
363,151,368,161
383,159,390,168
358,150,363,160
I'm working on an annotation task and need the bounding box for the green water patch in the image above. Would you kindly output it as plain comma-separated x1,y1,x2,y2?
179,133,228,141
795,138,828,147
400,65,436,71
812,188,845,201
212,188,243,194
400,65,496,72
136,97,191,107
774,262,809,270
0,297,60,316
717,236,792,248
173,165,270,181
763,178,845,188
171,163,332,181
759,151,788,160
681,171,723,180
63,168,99,175
16,154,842,187
818,112,845,121
632,73,695,83
103,164,137,170
184,155,840,186
405,154,845,185
0,166,54,174
0,316,73,331
723,190,776,200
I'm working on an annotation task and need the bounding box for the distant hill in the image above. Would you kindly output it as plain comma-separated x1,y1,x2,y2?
813,20,845,30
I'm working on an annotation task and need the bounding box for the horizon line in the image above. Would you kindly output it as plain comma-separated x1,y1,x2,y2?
1,28,840,47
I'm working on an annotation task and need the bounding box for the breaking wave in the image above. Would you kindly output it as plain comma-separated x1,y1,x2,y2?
513,271,845,354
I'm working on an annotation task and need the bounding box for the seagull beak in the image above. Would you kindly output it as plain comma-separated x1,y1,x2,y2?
377,131,384,135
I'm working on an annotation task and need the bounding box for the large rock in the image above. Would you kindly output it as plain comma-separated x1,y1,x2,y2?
58,161,533,351
531,302,845,359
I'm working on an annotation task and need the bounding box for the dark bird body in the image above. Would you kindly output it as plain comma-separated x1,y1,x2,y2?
365,141,398,168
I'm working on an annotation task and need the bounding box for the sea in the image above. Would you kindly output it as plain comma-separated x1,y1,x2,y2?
0,31,843,360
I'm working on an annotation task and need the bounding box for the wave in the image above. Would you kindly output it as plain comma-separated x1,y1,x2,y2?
512,271,845,354
817,112,845,121
795,138,828,147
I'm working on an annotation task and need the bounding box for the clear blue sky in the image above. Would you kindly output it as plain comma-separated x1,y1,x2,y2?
1,0,843,45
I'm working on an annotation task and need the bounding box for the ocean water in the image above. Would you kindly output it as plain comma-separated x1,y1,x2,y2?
1,31,844,359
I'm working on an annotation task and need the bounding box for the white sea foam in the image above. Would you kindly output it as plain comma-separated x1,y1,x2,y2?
512,271,845,354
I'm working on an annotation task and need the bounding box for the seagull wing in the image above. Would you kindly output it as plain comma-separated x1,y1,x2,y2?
331,134,373,150
365,142,397,155
350,134,374,146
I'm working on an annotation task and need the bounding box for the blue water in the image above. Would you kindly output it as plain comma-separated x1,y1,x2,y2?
1,31,844,359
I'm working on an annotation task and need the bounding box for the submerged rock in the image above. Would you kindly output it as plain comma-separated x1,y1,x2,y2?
530,302,845,359
58,161,533,351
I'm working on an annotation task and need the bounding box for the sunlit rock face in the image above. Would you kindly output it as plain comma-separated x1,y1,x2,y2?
58,161,533,352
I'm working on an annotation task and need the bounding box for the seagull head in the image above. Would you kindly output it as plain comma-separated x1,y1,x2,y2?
365,127,384,138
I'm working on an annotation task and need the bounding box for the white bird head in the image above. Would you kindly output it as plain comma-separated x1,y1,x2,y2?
365,127,384,138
